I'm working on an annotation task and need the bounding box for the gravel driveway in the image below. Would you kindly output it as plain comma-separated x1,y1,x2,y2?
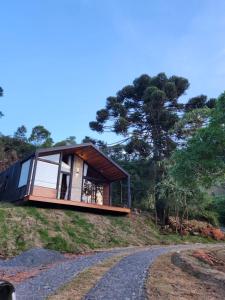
85,244,220,300
11,244,222,300
15,248,138,300
84,247,168,300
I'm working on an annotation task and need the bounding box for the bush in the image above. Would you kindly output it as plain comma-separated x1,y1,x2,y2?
211,196,225,225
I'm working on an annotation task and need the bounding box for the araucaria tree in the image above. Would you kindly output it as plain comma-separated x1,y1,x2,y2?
91,74,185,158
90,73,214,222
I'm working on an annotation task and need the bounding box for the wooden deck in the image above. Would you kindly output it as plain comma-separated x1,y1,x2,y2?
25,195,131,214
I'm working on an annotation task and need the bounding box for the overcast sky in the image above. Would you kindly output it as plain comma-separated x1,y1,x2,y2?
0,0,225,144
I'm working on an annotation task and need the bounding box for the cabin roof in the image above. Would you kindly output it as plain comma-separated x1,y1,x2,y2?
36,143,129,181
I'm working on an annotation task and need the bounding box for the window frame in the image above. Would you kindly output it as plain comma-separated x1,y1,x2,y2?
38,153,60,164
81,162,109,203
57,153,74,200
34,159,60,189
18,159,32,188
30,151,74,200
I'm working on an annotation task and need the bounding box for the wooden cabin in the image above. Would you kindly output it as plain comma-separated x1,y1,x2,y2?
0,143,131,214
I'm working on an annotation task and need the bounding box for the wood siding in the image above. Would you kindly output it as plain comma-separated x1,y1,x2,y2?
74,146,127,181
103,183,110,205
32,186,56,198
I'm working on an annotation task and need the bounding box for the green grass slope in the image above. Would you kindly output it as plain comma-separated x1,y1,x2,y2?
0,203,215,257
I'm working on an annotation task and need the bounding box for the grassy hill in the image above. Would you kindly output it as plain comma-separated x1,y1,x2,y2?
0,203,215,257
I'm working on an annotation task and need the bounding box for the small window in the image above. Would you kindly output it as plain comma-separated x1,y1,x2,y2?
39,154,60,163
18,160,31,188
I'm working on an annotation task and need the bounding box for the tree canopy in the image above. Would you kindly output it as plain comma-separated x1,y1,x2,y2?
165,92,225,225
14,125,27,141
171,92,225,189
90,73,214,161
89,73,216,222
54,136,76,147
29,125,53,148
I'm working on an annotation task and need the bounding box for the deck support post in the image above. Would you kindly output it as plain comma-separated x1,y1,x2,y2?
30,152,38,195
26,156,35,196
127,175,131,208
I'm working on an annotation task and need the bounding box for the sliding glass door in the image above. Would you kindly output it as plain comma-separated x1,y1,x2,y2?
81,163,108,205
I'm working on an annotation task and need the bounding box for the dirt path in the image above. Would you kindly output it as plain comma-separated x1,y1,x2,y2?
147,252,225,299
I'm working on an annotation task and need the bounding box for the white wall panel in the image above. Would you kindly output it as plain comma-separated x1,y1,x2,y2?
71,155,83,201
34,160,59,189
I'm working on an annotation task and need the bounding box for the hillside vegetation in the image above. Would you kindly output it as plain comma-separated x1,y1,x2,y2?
0,203,216,258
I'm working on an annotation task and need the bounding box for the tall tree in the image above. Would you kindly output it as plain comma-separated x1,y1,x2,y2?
90,73,188,161
89,73,215,221
14,125,27,141
29,125,53,148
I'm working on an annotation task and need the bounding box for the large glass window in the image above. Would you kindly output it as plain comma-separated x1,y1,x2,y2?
82,179,103,204
34,160,59,189
81,163,106,205
18,159,31,188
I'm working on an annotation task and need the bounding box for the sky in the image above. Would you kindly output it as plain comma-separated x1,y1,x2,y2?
0,0,225,144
